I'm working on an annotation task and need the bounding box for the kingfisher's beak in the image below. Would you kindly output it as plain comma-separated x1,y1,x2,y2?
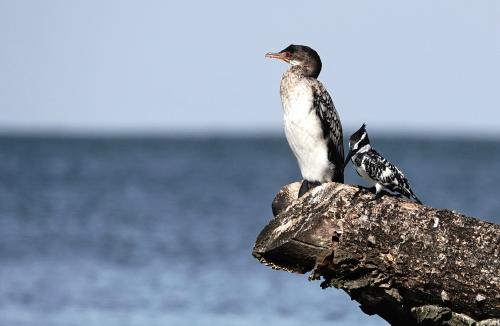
265,51,290,63
344,151,354,169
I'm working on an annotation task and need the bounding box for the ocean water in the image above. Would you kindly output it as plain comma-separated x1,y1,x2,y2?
0,136,499,326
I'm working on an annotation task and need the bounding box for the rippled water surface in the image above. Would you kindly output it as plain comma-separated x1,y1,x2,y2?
1,136,499,326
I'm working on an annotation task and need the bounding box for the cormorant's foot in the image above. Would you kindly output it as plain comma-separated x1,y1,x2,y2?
298,180,308,198
298,180,321,198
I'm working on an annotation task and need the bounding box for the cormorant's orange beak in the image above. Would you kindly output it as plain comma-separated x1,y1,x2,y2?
265,51,290,63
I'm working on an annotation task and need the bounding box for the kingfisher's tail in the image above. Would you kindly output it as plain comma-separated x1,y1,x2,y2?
410,191,422,205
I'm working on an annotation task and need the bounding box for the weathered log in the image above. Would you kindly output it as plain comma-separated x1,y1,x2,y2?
252,182,500,326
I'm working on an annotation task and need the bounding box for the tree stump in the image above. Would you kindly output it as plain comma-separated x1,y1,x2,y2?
252,182,500,326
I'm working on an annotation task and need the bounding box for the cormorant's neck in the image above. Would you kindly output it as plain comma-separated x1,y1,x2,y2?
289,63,321,79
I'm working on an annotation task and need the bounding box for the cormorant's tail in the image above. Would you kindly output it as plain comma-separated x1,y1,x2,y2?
332,165,344,183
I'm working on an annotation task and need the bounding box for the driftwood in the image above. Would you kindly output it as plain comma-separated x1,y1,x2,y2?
252,182,500,326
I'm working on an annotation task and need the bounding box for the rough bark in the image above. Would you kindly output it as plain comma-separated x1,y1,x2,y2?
253,182,500,326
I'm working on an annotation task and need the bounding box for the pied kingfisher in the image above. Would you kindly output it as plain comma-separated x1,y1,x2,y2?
345,124,422,204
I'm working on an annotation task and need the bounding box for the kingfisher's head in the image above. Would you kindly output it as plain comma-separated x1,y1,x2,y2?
265,44,322,78
344,124,371,167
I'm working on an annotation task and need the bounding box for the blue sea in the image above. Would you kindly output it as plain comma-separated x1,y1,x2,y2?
1,135,499,326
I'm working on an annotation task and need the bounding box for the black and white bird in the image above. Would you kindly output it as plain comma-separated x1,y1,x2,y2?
266,45,344,198
344,124,422,204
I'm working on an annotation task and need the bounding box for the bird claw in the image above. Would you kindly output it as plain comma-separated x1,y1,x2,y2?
352,186,376,199
369,190,390,202
298,180,322,198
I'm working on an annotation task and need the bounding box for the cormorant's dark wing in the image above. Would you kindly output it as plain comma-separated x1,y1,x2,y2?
313,83,344,182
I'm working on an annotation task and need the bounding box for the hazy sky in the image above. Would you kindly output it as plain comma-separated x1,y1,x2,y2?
0,0,499,134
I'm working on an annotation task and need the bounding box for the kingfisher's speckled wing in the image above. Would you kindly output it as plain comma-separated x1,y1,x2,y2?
313,82,344,182
363,150,417,200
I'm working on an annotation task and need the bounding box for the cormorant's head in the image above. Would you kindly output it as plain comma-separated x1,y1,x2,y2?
344,124,371,168
266,44,322,78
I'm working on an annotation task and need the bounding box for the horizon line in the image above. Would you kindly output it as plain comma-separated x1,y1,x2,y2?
1,126,500,141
